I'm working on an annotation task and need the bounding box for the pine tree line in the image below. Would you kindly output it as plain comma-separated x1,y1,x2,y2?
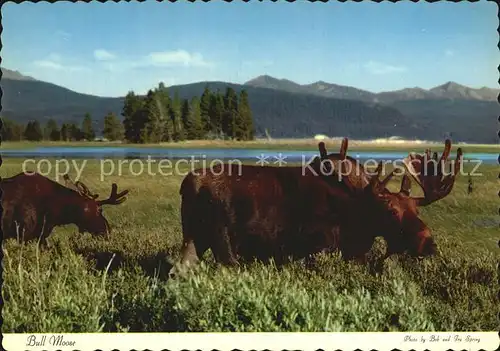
122,84,255,143
1,112,123,142
1,84,255,143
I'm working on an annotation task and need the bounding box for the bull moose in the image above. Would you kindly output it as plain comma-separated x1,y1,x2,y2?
315,138,463,258
1,172,129,248
169,138,462,276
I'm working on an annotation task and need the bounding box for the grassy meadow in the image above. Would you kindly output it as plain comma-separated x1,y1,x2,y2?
2,139,500,154
1,156,499,333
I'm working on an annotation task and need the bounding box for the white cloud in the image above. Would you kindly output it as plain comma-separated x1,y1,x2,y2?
445,49,455,57
33,53,88,72
33,60,65,70
145,50,212,68
94,49,116,61
95,49,214,72
363,61,407,75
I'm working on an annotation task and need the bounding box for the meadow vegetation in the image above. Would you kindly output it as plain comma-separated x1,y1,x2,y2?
1,157,499,332
2,139,500,154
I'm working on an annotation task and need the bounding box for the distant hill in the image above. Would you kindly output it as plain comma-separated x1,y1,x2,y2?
244,75,499,143
1,68,37,82
244,75,500,104
1,68,498,143
168,81,420,139
246,75,377,102
1,75,124,127
0,77,416,139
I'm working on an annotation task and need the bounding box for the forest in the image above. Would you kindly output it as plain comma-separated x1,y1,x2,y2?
1,84,255,143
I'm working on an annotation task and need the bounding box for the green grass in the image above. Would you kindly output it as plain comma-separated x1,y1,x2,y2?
1,158,499,332
2,139,499,153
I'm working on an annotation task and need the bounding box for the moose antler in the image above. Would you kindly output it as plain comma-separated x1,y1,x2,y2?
63,174,99,200
366,161,397,194
402,139,463,206
318,138,398,195
97,183,129,206
63,174,78,190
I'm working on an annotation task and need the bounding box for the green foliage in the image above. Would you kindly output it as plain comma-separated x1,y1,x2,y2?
2,77,498,143
24,120,43,141
208,90,224,136
60,123,70,142
222,87,239,139
122,91,145,143
170,90,185,142
142,90,165,143
44,119,61,141
184,97,204,140
68,123,84,141
156,83,174,142
1,160,498,333
1,118,24,141
103,112,124,141
119,84,256,143
3,245,110,332
180,99,191,137
81,113,96,140
199,85,212,135
237,89,254,140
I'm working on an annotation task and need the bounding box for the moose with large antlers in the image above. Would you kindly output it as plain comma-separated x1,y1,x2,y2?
316,138,463,258
1,172,129,248
169,138,462,276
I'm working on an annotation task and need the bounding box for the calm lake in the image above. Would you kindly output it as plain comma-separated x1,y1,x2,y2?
0,146,498,165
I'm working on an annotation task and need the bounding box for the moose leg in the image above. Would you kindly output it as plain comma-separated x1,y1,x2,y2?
211,227,239,266
1,206,16,241
169,200,210,278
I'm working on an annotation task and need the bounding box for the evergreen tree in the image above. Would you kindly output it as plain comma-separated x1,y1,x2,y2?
199,85,212,136
209,90,224,138
122,91,146,143
143,89,165,143
44,119,61,141
170,90,185,141
24,120,43,141
181,99,191,135
237,89,255,140
68,123,83,141
1,119,24,141
222,87,239,139
82,113,95,140
103,112,124,141
60,123,70,141
156,82,174,142
185,96,204,140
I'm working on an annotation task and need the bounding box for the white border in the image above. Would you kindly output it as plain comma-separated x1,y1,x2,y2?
3,332,498,351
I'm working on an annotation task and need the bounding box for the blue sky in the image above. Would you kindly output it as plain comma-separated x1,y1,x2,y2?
2,0,498,97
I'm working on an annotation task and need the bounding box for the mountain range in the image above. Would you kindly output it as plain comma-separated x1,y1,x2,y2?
245,75,499,103
1,68,498,143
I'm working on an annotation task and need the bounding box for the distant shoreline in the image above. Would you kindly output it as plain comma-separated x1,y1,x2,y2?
1,139,499,154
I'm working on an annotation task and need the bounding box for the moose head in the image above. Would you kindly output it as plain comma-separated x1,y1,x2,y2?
315,139,462,259
63,174,129,236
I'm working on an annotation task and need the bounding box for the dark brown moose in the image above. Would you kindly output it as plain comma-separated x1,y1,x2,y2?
169,138,462,277
1,172,129,248
316,138,463,258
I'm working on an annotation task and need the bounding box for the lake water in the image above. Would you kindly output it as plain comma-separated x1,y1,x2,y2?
0,146,498,164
